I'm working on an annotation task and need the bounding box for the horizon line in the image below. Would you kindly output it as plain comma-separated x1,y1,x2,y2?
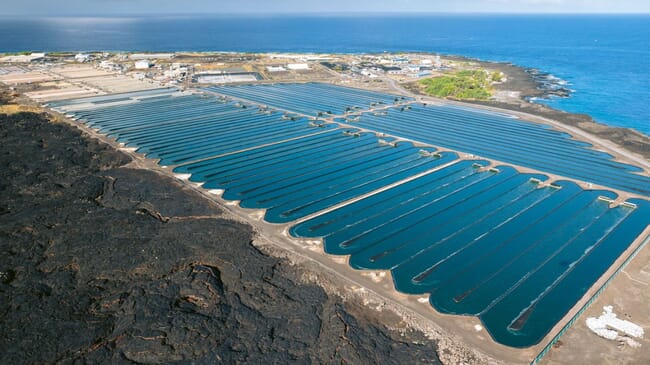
2,11,650,18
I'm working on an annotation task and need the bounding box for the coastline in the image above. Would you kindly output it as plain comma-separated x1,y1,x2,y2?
401,54,650,161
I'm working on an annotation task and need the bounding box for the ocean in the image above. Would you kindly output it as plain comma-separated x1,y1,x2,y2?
1,14,649,135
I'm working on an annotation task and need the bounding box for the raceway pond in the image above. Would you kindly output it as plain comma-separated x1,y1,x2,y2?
52,83,650,348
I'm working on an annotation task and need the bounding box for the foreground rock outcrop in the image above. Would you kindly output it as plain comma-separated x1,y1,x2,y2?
0,111,441,364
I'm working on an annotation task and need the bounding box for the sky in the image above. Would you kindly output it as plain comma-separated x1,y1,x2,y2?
2,0,650,16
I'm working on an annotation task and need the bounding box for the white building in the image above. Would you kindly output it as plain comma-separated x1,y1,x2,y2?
98,61,120,71
287,63,310,71
435,55,443,69
75,53,90,63
134,60,152,70
406,64,421,72
266,66,286,72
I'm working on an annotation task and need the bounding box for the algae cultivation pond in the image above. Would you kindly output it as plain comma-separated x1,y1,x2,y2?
50,83,650,349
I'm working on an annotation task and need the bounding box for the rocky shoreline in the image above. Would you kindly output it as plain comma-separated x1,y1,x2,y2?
412,54,650,160
0,108,442,364
524,68,573,99
440,54,572,100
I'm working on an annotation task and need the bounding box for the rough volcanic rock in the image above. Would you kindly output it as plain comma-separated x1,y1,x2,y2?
0,111,441,364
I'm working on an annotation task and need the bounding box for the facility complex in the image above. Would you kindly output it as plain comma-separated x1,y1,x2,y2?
41,81,649,359
2,58,649,363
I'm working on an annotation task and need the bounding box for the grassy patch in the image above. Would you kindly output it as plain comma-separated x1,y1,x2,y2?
419,70,497,100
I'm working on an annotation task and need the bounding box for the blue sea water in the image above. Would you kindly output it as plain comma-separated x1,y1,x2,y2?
1,14,649,135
